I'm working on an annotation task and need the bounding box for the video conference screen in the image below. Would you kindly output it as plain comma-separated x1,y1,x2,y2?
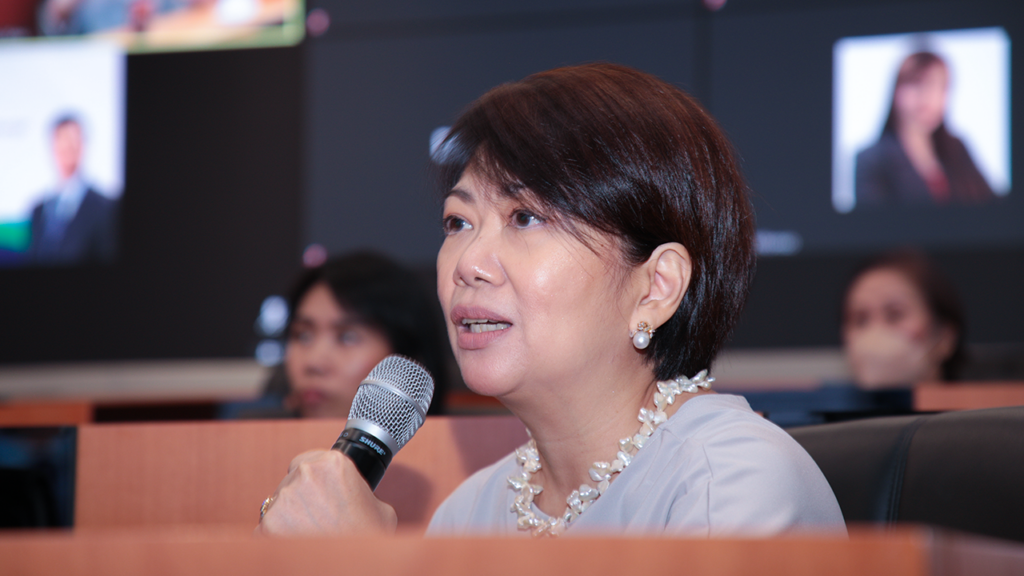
0,40,124,268
833,27,1010,213
0,0,303,53
704,3,1020,259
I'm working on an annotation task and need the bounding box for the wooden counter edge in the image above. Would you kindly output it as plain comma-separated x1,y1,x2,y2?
0,526,974,576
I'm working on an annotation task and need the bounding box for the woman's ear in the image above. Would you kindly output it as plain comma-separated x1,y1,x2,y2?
631,243,692,331
930,323,958,365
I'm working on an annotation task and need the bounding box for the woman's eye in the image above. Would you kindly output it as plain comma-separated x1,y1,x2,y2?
289,328,313,344
511,210,544,229
884,307,907,326
338,330,362,345
442,215,471,234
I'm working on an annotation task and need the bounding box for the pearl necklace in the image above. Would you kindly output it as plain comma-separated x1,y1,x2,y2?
508,370,714,537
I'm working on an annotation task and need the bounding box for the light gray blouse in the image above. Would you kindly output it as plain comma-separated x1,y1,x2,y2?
426,394,846,537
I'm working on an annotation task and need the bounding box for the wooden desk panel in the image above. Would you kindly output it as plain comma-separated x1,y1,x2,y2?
0,400,93,426
75,416,527,530
914,382,1024,412
4,527,1009,576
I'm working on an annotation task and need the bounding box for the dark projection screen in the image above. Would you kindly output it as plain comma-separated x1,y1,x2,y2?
1,0,1021,365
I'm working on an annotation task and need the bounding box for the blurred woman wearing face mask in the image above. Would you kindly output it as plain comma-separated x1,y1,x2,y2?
842,251,965,388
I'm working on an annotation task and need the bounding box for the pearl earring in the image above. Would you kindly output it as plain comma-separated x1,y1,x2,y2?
630,321,655,350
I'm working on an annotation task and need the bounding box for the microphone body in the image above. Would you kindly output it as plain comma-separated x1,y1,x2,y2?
332,428,392,490
331,355,434,491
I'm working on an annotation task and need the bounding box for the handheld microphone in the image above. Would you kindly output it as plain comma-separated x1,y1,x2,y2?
331,355,434,490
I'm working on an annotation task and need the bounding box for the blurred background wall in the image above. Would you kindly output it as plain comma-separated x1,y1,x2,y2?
1,0,1021,398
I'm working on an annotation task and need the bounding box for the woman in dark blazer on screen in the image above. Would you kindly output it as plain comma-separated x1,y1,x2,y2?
855,51,994,207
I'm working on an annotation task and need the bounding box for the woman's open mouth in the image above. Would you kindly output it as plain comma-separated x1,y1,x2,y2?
462,318,512,333
451,307,513,350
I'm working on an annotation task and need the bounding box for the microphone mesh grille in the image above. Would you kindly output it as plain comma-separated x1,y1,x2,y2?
348,355,434,451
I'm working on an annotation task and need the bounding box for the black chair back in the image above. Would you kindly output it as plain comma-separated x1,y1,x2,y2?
788,407,1024,543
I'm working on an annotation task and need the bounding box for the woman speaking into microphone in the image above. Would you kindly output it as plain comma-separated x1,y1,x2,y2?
257,63,845,538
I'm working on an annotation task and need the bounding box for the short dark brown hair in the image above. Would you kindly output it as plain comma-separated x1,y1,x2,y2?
52,113,82,134
435,63,756,379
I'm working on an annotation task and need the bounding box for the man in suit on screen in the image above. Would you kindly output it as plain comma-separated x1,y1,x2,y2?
26,114,118,265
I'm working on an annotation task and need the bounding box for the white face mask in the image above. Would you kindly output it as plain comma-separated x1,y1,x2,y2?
845,325,941,389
